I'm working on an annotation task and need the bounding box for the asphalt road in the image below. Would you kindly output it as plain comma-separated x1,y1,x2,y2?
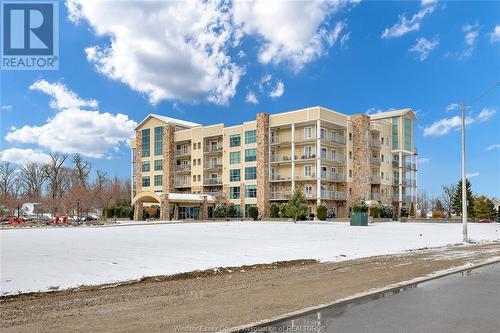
260,263,500,333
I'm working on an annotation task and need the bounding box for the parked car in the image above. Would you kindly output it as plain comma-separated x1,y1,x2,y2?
478,219,493,223
83,215,97,222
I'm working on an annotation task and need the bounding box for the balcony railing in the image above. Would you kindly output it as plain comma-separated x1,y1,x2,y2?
295,134,316,142
371,140,381,149
297,153,316,160
175,149,190,156
320,171,346,182
204,145,223,153
175,164,191,172
204,162,223,169
402,179,413,186
270,155,292,162
320,153,346,164
204,178,223,186
270,135,291,144
320,190,346,200
403,162,417,170
270,174,292,181
371,175,381,184
296,173,316,180
392,160,400,168
370,192,381,201
370,122,382,132
402,195,413,202
370,157,381,166
270,192,291,200
322,134,346,145
174,179,191,187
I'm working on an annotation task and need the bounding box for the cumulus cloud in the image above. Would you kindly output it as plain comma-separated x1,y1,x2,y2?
409,36,439,61
245,90,259,104
477,107,496,122
423,107,496,136
446,103,460,112
233,1,354,71
486,143,500,151
269,81,285,98
381,0,436,39
0,148,51,165
490,25,500,43
466,172,479,178
5,81,136,159
1,105,13,111
67,0,244,105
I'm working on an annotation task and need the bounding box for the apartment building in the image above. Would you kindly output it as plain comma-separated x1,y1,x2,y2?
130,106,417,220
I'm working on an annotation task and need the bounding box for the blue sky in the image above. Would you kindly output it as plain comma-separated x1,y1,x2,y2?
1,0,499,198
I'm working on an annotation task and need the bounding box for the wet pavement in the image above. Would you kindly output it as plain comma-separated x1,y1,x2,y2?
249,263,500,332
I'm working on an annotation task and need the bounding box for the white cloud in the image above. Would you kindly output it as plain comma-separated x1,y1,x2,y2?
466,172,479,178
381,1,436,39
340,32,351,48
365,108,383,115
490,25,500,43
409,36,439,61
67,0,244,105
446,103,460,112
233,1,354,71
477,107,496,122
245,91,259,104
269,81,285,98
423,115,474,136
5,81,136,159
1,105,13,111
459,23,480,58
486,144,500,151
0,148,51,165
418,157,430,164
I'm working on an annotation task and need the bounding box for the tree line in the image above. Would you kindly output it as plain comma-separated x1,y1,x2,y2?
0,153,131,220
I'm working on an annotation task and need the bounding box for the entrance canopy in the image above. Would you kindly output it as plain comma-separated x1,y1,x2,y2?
133,192,217,205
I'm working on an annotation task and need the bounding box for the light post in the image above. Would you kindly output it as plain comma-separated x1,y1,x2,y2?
460,81,499,243
76,199,80,219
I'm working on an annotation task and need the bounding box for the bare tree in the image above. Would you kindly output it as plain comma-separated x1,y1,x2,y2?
0,162,17,199
97,176,122,221
19,163,47,200
441,184,455,218
43,153,68,214
73,154,91,189
417,191,432,218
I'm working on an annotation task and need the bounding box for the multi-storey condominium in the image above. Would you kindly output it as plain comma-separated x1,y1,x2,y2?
130,106,417,220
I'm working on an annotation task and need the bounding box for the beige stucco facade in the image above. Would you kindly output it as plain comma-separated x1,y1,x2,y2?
131,107,418,219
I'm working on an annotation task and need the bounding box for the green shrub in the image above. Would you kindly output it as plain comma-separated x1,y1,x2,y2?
352,200,368,213
279,203,288,218
317,204,327,220
213,204,227,218
370,205,380,218
285,190,309,221
269,203,280,218
248,206,258,220
227,204,238,218
400,206,409,218
380,204,393,218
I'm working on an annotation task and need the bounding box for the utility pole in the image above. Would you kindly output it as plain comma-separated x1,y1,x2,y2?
460,103,467,243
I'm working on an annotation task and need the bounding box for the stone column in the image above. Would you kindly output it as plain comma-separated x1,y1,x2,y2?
160,194,170,220
240,183,245,218
291,123,295,191
350,115,371,204
135,130,142,196
134,200,143,221
201,195,208,220
256,113,270,219
399,151,403,215
163,125,176,194
316,119,321,206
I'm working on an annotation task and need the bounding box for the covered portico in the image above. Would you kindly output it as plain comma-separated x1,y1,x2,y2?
133,192,217,221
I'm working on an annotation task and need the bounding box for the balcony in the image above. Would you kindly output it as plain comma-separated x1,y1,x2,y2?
403,162,417,170
370,192,381,201
320,171,346,182
371,140,381,149
371,175,381,184
204,145,223,154
296,173,316,180
270,155,292,163
270,174,292,181
270,135,291,145
204,178,223,186
393,178,400,185
175,149,190,157
392,160,400,168
320,190,346,200
370,157,381,166
320,152,346,164
204,162,223,170
270,192,291,200
175,164,191,172
295,134,316,142
402,179,412,186
370,122,382,132
297,153,316,161
402,195,413,202
322,134,346,145
174,179,191,187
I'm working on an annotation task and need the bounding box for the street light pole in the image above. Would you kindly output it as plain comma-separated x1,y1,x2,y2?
460,103,468,243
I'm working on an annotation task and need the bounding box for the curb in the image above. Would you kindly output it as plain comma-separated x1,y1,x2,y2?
224,257,500,332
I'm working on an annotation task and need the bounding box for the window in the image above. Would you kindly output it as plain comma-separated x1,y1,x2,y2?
245,148,256,162
245,166,257,180
234,205,241,217
154,127,163,156
305,185,313,196
193,143,196,150
154,160,163,171
404,117,412,151
229,186,240,199
349,169,352,177
142,176,150,187
392,117,399,150
198,142,201,149
304,146,312,157
193,159,197,166
245,185,257,198
381,137,384,145
154,175,162,186
230,134,241,147
230,151,240,164
141,128,150,157
245,130,256,144
230,169,240,182
198,158,201,165
142,161,150,172
320,128,327,139
197,175,201,181
349,151,352,159
193,175,196,182
349,133,352,141
304,127,312,139
304,165,312,177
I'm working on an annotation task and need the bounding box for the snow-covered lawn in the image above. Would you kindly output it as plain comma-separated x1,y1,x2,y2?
1,221,499,296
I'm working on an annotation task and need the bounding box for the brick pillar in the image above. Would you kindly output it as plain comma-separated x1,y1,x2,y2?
240,183,245,218
350,115,371,204
201,195,208,220
134,200,143,221
135,130,142,196
160,195,170,220
163,125,175,194
256,113,270,219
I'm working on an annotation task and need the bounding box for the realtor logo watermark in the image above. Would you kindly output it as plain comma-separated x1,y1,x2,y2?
1,1,58,70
